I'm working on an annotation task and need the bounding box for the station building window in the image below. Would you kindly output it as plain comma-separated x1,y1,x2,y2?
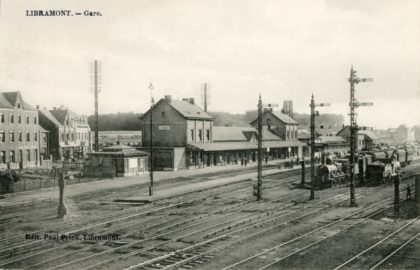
9,114,14,123
34,116,37,124
26,132,30,142
198,129,203,141
34,131,38,142
18,131,22,142
206,129,210,141
0,151,5,163
26,115,30,124
9,131,14,142
10,150,15,163
190,129,194,141
161,111,166,119
18,115,21,124
27,150,31,161
0,113,4,123
0,131,4,143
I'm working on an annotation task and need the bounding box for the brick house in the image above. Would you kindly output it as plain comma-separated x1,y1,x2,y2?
0,92,42,169
39,106,92,161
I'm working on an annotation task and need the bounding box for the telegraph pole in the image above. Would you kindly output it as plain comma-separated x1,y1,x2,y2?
149,83,154,196
93,60,101,152
257,94,263,201
203,83,208,112
348,67,373,207
309,94,331,200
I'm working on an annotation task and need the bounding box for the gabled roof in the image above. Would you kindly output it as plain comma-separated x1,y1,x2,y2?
48,109,80,125
250,110,298,125
213,126,254,142
140,98,214,121
91,144,148,157
0,91,36,110
212,126,284,142
271,111,298,124
318,135,347,143
39,109,63,127
170,100,213,119
298,130,310,140
262,128,283,141
358,130,378,140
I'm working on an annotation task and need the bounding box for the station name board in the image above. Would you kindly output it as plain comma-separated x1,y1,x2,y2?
158,125,170,130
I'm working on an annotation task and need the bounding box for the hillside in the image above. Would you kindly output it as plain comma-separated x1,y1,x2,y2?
88,111,344,131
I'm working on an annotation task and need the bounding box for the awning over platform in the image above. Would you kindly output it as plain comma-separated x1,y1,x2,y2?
188,142,257,151
188,140,305,152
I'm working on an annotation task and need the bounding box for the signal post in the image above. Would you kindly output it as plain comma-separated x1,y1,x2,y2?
348,67,373,207
309,94,330,200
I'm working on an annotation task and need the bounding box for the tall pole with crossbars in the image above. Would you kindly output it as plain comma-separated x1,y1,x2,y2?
309,94,331,200
257,94,263,201
348,67,373,207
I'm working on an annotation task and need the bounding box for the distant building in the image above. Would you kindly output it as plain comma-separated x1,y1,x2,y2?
318,135,349,155
337,126,378,151
393,125,409,142
139,95,305,171
412,125,420,142
39,106,92,161
0,91,43,169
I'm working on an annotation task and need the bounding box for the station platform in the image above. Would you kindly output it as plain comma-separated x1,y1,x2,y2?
0,158,301,208
114,167,292,203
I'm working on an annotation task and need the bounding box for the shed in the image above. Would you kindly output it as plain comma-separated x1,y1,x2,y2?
87,145,149,177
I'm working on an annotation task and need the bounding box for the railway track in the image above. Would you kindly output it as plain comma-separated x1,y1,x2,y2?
0,165,302,223
369,232,420,270
116,184,416,270
79,187,382,270
0,171,303,269
217,191,417,270
3,187,305,269
333,216,420,270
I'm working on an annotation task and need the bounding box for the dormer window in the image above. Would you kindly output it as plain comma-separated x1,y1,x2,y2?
161,111,166,119
17,102,21,109
266,119,271,130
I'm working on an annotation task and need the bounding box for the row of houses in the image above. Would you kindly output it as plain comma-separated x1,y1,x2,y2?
0,91,92,169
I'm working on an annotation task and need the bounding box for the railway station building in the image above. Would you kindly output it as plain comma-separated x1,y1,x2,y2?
139,95,305,171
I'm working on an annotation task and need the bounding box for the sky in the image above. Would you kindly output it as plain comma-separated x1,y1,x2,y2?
0,0,419,129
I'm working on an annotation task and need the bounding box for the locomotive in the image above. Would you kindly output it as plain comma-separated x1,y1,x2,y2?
315,145,415,188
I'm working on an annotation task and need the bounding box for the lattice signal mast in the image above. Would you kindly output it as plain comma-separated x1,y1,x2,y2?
348,67,373,207
90,60,102,152
309,94,331,199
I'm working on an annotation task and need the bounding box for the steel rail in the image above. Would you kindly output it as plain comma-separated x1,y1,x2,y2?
121,189,373,270
1,173,302,268
42,189,306,270
369,232,420,270
333,216,420,270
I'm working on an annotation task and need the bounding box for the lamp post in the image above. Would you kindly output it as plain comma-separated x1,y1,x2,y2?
348,67,373,207
309,94,330,200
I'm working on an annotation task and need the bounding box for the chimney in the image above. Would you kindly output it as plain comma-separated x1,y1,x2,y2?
182,98,189,102
282,100,294,118
164,95,172,103
189,98,195,105
53,107,57,110
263,108,269,112
36,105,40,109
269,108,273,112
